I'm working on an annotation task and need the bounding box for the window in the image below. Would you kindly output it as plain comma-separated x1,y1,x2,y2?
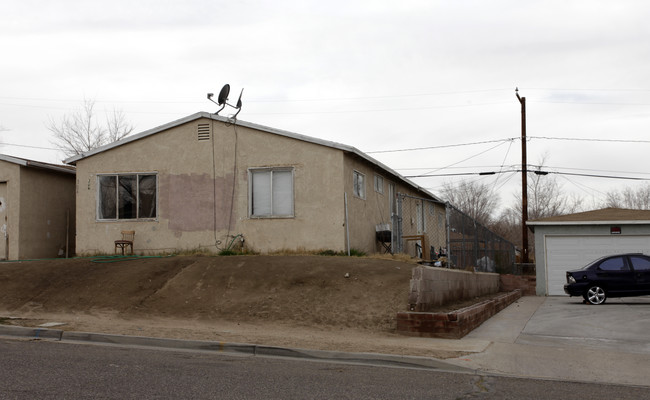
353,171,365,199
250,168,294,217
630,256,650,271
374,175,384,194
98,174,157,220
598,256,628,271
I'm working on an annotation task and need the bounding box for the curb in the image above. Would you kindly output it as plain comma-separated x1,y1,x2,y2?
0,325,473,373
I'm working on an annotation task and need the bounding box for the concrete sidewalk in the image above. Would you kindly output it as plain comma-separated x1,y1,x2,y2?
446,296,650,386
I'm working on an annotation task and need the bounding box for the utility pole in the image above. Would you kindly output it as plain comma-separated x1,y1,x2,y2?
516,88,529,264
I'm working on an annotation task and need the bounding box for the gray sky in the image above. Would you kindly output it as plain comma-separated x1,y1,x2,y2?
2,0,650,210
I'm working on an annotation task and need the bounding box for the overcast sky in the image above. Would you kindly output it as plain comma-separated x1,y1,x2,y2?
2,0,650,210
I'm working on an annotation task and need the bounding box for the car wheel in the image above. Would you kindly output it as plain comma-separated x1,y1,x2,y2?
584,286,607,305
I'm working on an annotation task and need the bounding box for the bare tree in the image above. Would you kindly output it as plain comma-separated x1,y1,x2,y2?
441,180,500,225
47,98,134,157
505,158,583,221
495,161,584,252
603,184,650,209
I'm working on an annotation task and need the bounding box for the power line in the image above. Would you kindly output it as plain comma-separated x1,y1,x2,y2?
0,89,512,105
535,100,650,106
0,142,58,151
530,136,650,144
367,138,516,154
368,135,650,157
407,169,650,181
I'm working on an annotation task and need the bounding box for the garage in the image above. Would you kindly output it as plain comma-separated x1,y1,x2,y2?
545,235,650,295
528,208,650,296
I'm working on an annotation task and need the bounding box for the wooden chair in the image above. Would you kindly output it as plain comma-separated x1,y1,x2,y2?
114,230,135,255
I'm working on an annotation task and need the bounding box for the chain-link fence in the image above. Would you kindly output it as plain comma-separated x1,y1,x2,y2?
394,194,516,273
446,204,515,273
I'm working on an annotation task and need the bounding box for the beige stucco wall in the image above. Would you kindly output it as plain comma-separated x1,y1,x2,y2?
343,155,446,255
0,161,75,260
74,117,346,255
19,167,76,259
0,162,21,260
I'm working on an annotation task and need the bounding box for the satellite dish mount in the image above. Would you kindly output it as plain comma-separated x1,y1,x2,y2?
207,84,244,118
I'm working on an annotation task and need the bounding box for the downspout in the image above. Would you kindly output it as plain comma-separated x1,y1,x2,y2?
445,202,451,262
65,208,69,258
344,192,350,256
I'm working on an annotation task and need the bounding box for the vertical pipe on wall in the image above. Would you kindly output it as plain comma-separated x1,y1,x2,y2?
344,192,350,256
65,208,70,258
445,202,451,262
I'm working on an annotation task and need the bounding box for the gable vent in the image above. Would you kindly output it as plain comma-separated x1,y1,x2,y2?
197,123,211,141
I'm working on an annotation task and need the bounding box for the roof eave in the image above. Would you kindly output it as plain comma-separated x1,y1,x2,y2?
0,154,75,175
65,112,211,165
63,112,444,203
527,220,650,226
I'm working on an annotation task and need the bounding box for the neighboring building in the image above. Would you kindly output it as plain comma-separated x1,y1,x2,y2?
528,208,650,296
65,112,446,256
0,155,76,260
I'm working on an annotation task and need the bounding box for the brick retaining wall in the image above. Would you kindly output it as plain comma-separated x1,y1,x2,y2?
396,290,523,339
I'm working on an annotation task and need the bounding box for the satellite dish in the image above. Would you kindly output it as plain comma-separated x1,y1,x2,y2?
236,88,244,108
206,83,244,117
231,88,244,118
217,84,230,105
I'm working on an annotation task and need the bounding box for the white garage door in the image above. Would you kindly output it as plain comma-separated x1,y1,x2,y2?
545,235,650,295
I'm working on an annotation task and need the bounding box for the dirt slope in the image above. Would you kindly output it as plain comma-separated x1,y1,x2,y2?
0,255,414,332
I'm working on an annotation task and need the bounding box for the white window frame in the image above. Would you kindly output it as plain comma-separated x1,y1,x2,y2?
374,174,384,194
96,173,158,221
248,167,295,218
353,170,366,199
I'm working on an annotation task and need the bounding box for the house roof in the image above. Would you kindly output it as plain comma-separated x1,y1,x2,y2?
64,112,444,203
0,154,76,175
527,207,650,227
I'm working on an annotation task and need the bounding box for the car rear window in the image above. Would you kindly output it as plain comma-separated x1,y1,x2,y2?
598,256,629,271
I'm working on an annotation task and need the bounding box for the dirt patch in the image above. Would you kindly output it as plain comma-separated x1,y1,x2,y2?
0,255,486,358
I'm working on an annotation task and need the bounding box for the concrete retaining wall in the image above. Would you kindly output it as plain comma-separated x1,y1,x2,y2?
500,274,536,296
408,266,500,312
396,290,522,339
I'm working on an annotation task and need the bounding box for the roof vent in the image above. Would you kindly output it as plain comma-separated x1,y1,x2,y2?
197,123,211,141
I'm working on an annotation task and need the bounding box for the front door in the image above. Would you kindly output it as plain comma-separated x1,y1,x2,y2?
0,182,7,260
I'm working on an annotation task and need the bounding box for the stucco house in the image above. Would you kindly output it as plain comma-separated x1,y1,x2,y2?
0,154,76,260
528,208,650,296
65,112,446,256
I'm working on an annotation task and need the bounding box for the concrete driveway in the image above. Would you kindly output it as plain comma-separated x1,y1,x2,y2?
447,295,650,386
517,296,650,354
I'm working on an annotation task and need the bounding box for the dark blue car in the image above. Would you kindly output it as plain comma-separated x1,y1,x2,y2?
564,253,650,305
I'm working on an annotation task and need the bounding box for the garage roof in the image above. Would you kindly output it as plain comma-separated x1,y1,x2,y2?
527,207,650,228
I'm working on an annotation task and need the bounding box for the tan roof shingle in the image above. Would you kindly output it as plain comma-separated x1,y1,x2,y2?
527,207,650,225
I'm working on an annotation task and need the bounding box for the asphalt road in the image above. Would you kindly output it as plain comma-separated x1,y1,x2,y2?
1,339,649,399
